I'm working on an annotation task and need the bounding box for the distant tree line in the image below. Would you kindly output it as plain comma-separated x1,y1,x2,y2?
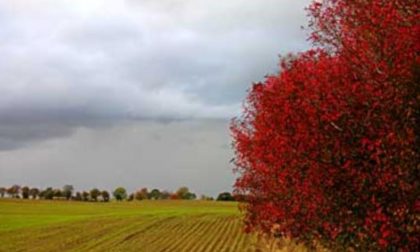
0,185,238,202
0,184,111,202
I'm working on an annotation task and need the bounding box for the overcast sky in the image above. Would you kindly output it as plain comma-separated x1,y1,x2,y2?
0,0,310,196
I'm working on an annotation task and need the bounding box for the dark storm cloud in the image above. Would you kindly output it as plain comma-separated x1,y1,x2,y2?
0,0,310,149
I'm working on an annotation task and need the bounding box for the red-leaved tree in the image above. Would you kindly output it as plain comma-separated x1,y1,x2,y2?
231,0,419,250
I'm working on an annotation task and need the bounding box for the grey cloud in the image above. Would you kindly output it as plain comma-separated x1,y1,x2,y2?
0,120,234,197
0,122,74,151
0,0,310,150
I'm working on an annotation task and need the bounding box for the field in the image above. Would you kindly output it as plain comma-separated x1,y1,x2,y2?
0,199,266,252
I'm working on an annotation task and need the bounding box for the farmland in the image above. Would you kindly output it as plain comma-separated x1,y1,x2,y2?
0,199,267,252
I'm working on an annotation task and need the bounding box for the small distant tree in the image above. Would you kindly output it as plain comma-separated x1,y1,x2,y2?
169,193,179,200
149,189,161,200
29,188,40,199
82,191,89,201
101,190,110,202
6,188,12,198
39,189,44,199
62,185,74,200
53,189,62,199
21,186,30,199
128,193,134,201
90,188,100,201
74,192,82,201
174,187,196,200
200,195,214,201
113,187,127,201
185,192,196,200
217,192,235,201
160,190,170,200
176,186,190,200
7,185,20,198
0,187,6,198
135,188,148,200
41,187,54,200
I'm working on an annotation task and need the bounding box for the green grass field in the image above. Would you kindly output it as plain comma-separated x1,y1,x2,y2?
0,199,263,252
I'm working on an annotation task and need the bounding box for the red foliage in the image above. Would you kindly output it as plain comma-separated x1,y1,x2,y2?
231,0,419,250
169,193,179,200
